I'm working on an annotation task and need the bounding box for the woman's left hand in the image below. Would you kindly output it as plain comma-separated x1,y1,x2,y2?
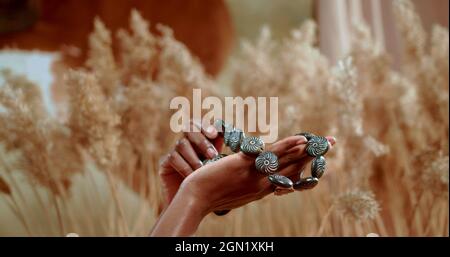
180,135,336,213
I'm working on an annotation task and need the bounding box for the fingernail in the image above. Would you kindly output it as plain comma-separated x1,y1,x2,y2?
327,137,337,145
296,136,307,144
206,125,216,135
207,147,218,158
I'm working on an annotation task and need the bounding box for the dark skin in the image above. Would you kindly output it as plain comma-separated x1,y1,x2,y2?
151,121,336,236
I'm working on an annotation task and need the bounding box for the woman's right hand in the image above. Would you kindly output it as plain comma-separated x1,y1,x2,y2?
159,121,223,207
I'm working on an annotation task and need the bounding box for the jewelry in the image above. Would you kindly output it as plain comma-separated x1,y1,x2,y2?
228,128,245,153
311,155,326,178
240,136,265,155
293,176,319,191
221,120,245,153
202,154,228,165
305,135,329,157
293,132,329,191
210,122,331,205
223,125,234,146
269,174,294,195
255,151,279,175
268,174,293,188
214,119,226,133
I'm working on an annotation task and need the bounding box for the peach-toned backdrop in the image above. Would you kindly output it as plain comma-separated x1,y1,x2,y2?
318,0,449,66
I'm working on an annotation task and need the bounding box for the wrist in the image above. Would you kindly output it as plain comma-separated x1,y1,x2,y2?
179,178,211,216
150,180,209,236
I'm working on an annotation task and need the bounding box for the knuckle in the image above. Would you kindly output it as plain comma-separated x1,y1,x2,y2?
180,166,193,175
201,138,213,149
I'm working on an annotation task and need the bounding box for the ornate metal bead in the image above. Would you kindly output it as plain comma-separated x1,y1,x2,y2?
214,119,226,134
268,174,293,188
228,129,245,153
293,177,319,191
305,136,329,157
311,156,326,178
255,151,279,175
296,132,316,141
240,136,265,155
223,124,234,146
202,154,228,165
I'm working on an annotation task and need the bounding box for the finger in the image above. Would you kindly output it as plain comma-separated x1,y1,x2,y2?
190,120,218,140
184,121,219,159
268,135,307,156
159,154,174,175
202,120,225,152
197,121,223,151
213,136,224,153
185,130,218,159
326,136,337,146
175,138,203,170
286,157,314,181
159,153,171,169
282,136,336,179
278,144,308,168
202,124,218,140
168,150,193,177
278,161,305,180
275,135,336,172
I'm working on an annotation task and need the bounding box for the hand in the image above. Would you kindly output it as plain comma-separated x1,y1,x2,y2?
159,121,224,206
151,134,336,236
180,135,336,214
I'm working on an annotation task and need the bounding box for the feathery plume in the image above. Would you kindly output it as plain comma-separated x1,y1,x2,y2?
335,190,380,221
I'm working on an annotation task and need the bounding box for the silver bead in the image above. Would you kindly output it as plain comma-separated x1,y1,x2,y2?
255,151,279,175
240,136,265,155
202,154,228,165
293,177,319,191
305,136,329,157
223,124,234,146
268,174,293,188
311,156,326,178
214,119,226,134
228,129,245,153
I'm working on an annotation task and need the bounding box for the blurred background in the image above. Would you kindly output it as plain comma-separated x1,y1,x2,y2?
0,0,448,236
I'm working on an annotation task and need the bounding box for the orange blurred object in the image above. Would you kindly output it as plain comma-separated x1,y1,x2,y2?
0,0,235,76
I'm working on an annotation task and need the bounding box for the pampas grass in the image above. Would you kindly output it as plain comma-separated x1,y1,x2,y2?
0,0,448,236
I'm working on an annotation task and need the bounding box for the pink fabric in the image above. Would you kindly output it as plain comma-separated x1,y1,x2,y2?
317,0,449,65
